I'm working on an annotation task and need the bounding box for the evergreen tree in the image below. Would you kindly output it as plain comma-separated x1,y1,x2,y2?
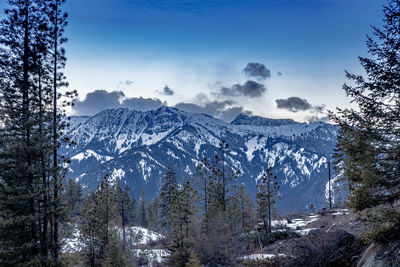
147,195,161,232
65,178,82,217
159,165,177,231
167,180,197,267
80,174,119,266
228,185,254,256
208,140,239,213
137,190,148,228
190,141,241,265
0,1,41,263
103,228,127,267
330,0,400,241
116,184,136,250
185,251,203,267
256,168,280,238
44,0,69,260
0,0,71,264
237,185,254,235
80,192,98,267
194,158,211,231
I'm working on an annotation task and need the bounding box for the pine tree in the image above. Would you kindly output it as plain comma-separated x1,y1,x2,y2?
116,184,136,250
80,192,98,267
43,0,69,261
103,228,127,267
330,0,400,241
0,1,40,263
159,165,177,231
65,178,82,217
80,174,119,266
167,180,197,267
192,140,241,265
208,140,239,213
228,185,255,256
194,158,211,231
256,168,280,238
147,195,160,232
137,190,148,228
185,251,203,267
0,0,69,264
237,185,254,235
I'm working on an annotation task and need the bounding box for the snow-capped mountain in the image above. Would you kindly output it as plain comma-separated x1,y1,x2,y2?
62,107,338,213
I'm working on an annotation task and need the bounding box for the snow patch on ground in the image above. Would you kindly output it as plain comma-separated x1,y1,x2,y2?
124,226,164,245
239,253,287,261
272,213,321,236
62,229,82,254
62,225,164,254
134,249,169,264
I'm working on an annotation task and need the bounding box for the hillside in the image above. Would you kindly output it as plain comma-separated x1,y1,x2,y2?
63,107,338,213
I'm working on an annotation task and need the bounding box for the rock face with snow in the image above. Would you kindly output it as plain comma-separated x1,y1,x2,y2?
62,107,338,213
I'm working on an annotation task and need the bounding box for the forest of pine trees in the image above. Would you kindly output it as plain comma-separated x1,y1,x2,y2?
0,0,75,265
59,141,282,266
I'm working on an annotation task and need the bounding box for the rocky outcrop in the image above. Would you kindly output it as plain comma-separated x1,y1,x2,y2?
251,229,365,266
357,242,400,267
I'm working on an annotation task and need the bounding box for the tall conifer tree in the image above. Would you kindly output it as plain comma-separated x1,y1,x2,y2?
331,0,400,241
256,168,279,237
0,0,59,264
80,175,118,266
159,165,177,231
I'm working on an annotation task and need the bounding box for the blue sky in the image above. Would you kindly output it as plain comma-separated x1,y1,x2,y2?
1,0,386,121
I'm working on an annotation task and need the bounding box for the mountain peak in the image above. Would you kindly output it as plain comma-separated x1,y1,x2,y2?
231,114,297,127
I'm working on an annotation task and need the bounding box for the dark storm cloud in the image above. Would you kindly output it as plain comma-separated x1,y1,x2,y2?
174,94,252,122
121,97,165,111
313,104,326,113
243,62,271,80
157,85,174,96
220,80,266,98
305,115,330,123
73,90,125,115
73,90,165,115
275,96,326,113
74,90,251,122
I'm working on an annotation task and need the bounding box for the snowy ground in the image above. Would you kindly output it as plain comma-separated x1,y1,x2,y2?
62,229,82,254
62,225,167,264
271,209,349,236
239,253,287,261
122,226,164,245
134,249,169,265
242,209,350,262
271,213,320,236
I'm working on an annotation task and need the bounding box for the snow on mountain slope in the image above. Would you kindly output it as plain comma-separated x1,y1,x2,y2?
66,115,90,130
71,149,113,163
62,107,338,213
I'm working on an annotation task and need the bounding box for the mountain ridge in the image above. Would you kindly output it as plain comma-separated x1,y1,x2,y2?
63,107,339,213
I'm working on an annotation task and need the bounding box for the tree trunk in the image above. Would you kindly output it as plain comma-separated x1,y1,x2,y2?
38,62,49,258
52,1,59,261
